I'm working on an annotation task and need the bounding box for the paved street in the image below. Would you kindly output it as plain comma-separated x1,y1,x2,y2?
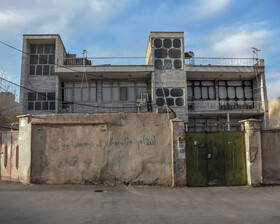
0,181,279,224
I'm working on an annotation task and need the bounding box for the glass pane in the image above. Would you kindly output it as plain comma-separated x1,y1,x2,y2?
201,81,214,86
219,87,227,99
49,55,55,64
30,45,37,54
43,65,49,75
89,88,96,101
227,81,242,86
228,87,235,99
35,102,41,110
187,87,193,99
90,82,96,87
50,102,55,110
112,87,119,101
36,65,42,75
136,81,147,86
244,87,252,99
37,44,43,54
128,87,135,101
82,88,89,101
30,66,35,75
44,44,51,54
64,88,72,101
187,81,192,87
236,87,244,99
47,92,55,101
74,88,81,101
38,92,46,101
209,86,215,99
65,82,73,88
102,88,111,101
194,86,201,99
202,87,208,99
120,87,127,101
102,81,111,87
30,55,38,64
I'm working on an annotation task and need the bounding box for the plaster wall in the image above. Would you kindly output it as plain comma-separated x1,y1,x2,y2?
261,129,280,185
30,113,172,185
18,117,32,183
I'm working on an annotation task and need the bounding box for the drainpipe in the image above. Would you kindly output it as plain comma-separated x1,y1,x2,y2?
227,112,230,131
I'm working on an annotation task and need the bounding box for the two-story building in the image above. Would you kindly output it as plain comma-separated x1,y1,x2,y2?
19,31,268,129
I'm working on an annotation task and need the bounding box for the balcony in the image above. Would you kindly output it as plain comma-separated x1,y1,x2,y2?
185,57,264,67
188,101,264,112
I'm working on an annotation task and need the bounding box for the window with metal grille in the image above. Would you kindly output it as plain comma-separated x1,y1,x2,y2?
29,44,55,76
28,92,56,111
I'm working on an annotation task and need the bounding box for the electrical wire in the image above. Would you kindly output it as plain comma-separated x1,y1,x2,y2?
0,40,146,110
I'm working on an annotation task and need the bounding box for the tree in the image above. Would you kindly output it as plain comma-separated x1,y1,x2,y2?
0,70,19,128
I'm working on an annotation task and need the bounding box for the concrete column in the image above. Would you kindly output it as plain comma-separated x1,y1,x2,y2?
18,116,32,184
97,81,102,103
240,119,263,186
170,118,186,186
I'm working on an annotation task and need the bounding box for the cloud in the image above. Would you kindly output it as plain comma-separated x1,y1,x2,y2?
193,0,232,19
266,71,280,99
0,0,131,38
196,25,273,57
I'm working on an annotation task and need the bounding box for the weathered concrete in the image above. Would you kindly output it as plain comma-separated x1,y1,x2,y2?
261,128,280,185
18,116,32,184
28,113,172,185
241,119,263,186
171,118,186,186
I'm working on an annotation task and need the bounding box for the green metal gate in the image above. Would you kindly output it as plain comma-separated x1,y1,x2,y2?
186,131,246,187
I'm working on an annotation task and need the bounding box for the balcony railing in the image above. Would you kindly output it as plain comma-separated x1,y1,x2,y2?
64,57,148,66
185,57,260,66
188,101,264,111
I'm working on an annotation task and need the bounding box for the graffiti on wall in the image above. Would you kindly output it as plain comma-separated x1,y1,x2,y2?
62,135,156,151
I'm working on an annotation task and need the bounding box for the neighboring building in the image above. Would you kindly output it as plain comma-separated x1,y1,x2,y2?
19,32,268,128
0,92,19,127
267,97,280,128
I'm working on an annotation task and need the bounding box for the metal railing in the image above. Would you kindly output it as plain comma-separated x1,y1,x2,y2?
58,102,153,113
64,57,148,66
188,100,264,111
185,57,259,66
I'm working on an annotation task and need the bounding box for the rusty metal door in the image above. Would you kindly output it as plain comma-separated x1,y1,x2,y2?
186,131,246,186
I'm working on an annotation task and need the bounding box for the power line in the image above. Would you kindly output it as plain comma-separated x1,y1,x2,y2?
0,40,142,110
0,40,102,79
0,75,139,110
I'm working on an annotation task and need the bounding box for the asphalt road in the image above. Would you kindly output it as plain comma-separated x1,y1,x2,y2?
0,181,279,224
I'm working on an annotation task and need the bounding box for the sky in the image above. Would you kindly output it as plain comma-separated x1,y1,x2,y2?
0,0,280,99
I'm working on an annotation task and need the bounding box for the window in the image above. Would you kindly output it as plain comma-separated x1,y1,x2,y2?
27,92,56,111
102,81,148,102
62,82,97,102
218,80,253,101
187,81,216,100
29,44,55,76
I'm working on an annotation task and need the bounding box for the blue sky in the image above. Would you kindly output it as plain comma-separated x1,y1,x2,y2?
0,0,280,99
